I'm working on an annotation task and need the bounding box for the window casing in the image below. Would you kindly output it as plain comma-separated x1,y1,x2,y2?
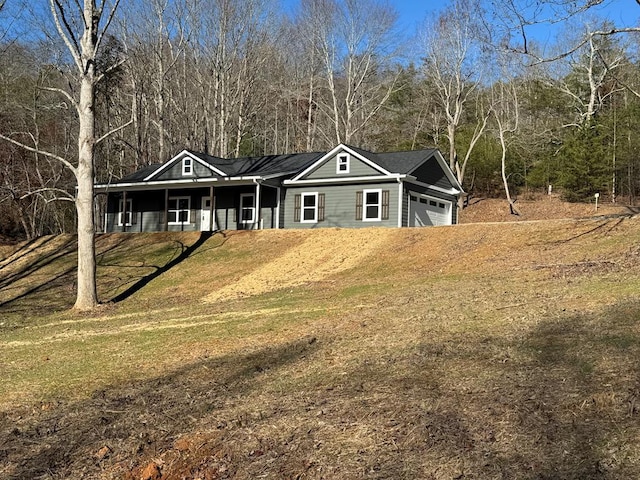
168,196,191,224
301,192,318,223
363,189,382,221
118,198,133,226
239,193,256,224
356,189,389,222
336,153,350,174
182,158,193,176
294,193,325,223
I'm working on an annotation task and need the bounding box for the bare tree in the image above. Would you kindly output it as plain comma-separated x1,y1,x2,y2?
495,0,640,62
309,0,400,145
545,21,625,127
120,0,188,163
168,0,276,157
491,79,521,214
0,44,71,238
421,0,490,205
280,0,335,150
0,0,124,310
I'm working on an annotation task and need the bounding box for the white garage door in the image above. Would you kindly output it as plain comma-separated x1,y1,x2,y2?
409,194,452,227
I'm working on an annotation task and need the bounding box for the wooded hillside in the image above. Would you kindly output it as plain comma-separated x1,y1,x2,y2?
1,0,639,238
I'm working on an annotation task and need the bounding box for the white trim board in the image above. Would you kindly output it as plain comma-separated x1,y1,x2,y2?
284,174,405,186
95,176,263,192
405,177,461,195
143,150,228,181
290,144,392,181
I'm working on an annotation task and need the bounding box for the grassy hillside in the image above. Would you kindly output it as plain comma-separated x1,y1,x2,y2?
1,216,640,479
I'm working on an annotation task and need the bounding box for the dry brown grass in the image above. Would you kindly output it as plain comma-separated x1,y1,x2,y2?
459,194,632,224
1,214,640,479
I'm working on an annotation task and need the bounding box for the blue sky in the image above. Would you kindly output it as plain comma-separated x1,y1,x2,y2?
387,1,441,30
281,0,639,46
389,0,639,32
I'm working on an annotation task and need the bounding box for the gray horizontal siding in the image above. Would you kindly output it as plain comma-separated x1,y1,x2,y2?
156,158,216,181
283,182,400,229
302,152,381,180
401,186,409,227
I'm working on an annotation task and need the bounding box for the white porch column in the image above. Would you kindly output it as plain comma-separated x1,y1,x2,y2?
275,186,281,229
164,189,169,231
255,181,262,230
122,190,127,233
209,185,215,231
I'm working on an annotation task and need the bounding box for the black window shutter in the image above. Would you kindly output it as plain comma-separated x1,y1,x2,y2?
318,193,325,222
294,194,301,222
356,191,363,220
382,190,390,220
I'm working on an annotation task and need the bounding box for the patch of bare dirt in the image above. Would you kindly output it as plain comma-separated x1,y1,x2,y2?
460,194,634,223
205,228,396,303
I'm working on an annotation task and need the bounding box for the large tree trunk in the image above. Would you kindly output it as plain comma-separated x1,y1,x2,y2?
74,4,99,310
75,163,98,309
0,0,122,310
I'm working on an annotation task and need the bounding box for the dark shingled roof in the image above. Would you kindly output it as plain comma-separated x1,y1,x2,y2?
120,163,162,182
348,146,440,175
110,146,443,185
189,151,325,177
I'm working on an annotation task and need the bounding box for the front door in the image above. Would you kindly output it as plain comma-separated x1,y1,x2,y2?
239,193,256,229
200,196,215,231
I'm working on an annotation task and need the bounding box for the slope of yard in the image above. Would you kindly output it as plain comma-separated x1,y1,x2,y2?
459,194,634,223
1,212,640,479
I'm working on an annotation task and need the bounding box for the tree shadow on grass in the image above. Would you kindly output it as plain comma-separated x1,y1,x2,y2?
0,235,86,314
549,216,628,245
0,232,225,315
318,299,640,479
0,335,322,479
625,206,640,215
0,236,76,291
388,299,640,479
105,231,228,303
3,296,640,478
505,300,640,479
0,236,127,315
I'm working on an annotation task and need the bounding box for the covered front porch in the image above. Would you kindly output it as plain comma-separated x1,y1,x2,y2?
98,181,281,233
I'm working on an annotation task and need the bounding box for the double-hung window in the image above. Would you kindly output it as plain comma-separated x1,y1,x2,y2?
301,193,318,223
356,189,390,222
294,192,325,223
118,198,133,226
336,153,350,174
363,189,382,221
182,158,193,176
168,196,190,224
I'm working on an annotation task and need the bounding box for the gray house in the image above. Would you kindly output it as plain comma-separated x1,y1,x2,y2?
95,144,463,232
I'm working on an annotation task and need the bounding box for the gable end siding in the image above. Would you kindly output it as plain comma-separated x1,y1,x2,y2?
301,153,382,180
156,160,217,181
411,157,453,190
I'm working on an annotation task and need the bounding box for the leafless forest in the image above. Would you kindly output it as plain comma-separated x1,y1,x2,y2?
1,0,640,240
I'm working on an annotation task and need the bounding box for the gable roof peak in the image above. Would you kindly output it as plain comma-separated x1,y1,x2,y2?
143,149,229,181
